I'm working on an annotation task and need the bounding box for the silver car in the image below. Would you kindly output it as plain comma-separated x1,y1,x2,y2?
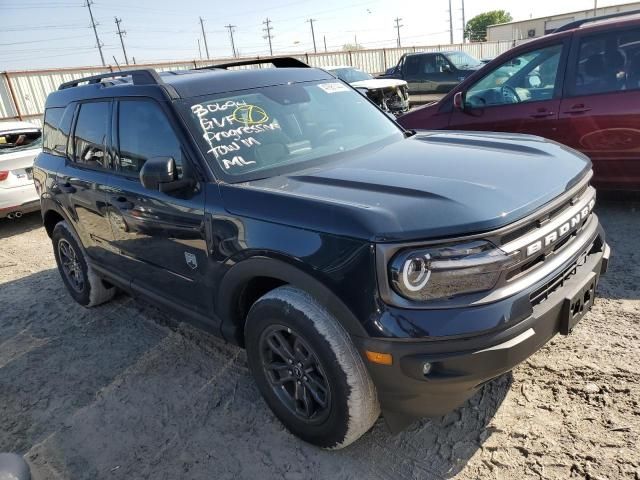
0,121,42,219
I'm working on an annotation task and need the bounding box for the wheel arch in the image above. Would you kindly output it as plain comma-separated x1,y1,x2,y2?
217,256,368,346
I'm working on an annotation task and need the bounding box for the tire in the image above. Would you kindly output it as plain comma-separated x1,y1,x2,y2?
245,286,380,449
52,221,116,307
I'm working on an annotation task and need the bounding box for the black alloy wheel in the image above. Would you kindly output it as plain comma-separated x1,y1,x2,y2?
259,325,332,424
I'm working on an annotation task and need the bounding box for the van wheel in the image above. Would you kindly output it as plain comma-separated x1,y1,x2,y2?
245,286,380,449
52,221,115,307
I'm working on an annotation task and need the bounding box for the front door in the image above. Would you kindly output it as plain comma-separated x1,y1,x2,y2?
403,54,432,94
449,42,568,141
105,98,210,317
557,26,640,189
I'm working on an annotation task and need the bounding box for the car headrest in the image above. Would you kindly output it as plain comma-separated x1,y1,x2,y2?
584,54,606,77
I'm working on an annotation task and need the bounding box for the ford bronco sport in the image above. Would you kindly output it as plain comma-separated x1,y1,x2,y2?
33,57,610,449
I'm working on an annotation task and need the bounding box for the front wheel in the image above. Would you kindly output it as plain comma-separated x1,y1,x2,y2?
245,286,380,449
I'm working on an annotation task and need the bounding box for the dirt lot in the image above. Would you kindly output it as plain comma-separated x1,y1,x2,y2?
0,199,638,480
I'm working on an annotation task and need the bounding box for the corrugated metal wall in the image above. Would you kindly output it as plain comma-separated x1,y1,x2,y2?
0,40,514,125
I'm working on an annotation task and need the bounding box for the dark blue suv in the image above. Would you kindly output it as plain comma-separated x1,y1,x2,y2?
33,57,610,449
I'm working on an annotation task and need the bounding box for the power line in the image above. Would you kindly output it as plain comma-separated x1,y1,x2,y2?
306,18,317,54
225,24,238,58
114,17,129,65
0,34,93,47
394,17,403,48
263,18,274,56
199,17,210,59
85,0,105,66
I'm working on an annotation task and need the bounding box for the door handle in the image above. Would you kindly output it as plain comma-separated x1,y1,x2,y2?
57,182,76,194
563,104,592,114
111,196,134,210
530,110,555,118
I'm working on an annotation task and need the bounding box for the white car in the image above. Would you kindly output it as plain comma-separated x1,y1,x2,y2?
324,66,410,115
0,121,42,219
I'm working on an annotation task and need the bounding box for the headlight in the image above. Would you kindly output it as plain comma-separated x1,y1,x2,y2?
389,240,514,301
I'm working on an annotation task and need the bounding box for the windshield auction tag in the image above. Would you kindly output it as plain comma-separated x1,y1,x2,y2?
318,82,349,94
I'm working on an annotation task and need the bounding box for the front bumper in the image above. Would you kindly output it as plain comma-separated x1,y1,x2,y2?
355,235,610,429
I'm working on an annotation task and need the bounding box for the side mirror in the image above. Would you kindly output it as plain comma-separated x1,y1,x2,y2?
140,156,176,191
453,91,465,110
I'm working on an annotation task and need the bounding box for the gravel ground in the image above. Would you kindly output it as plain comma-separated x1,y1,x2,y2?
0,198,638,480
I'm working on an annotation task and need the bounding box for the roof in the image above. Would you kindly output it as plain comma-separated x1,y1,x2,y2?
405,50,460,57
323,65,359,70
45,66,334,108
0,121,40,133
488,3,640,28
161,67,332,98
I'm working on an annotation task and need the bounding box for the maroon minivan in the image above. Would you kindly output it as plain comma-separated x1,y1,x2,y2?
398,12,640,190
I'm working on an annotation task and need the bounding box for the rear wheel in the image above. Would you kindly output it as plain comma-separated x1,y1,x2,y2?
245,286,380,449
52,221,115,307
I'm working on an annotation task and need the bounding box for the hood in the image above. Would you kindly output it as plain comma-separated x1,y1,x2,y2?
221,131,591,242
350,78,407,90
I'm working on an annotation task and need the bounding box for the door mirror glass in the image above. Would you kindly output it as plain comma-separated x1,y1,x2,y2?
528,75,542,88
453,91,465,110
140,156,176,190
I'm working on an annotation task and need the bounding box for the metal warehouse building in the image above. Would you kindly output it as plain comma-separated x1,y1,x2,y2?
487,2,640,42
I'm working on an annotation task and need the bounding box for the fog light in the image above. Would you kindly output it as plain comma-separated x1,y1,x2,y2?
422,362,432,376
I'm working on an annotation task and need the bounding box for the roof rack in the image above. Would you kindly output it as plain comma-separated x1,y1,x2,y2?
58,68,163,90
553,9,640,33
195,56,309,71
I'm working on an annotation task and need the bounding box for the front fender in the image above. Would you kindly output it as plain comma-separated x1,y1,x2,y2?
216,255,370,344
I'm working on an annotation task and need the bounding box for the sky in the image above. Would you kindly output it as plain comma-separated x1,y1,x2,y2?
1,0,638,71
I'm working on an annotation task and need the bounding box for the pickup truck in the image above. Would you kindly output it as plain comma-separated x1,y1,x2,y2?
379,50,483,94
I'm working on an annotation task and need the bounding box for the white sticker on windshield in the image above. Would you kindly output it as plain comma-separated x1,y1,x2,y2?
318,82,349,93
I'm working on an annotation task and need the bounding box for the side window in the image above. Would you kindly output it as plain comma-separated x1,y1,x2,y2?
72,101,110,168
43,108,63,154
434,54,450,73
117,100,183,177
572,28,640,96
466,44,563,108
404,55,421,76
422,56,437,74
43,105,74,156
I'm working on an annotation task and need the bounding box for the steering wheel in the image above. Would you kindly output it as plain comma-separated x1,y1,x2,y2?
317,128,340,142
501,85,521,104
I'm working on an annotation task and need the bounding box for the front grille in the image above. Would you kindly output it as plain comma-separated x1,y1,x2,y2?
499,182,595,283
530,237,603,306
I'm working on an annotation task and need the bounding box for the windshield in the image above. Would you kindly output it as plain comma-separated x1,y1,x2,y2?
329,68,373,83
183,80,403,182
0,130,42,154
445,51,482,69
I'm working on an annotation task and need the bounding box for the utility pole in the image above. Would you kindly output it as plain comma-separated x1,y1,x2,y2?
448,0,454,44
263,18,274,56
85,0,105,66
225,24,237,57
461,0,466,43
197,38,202,59
114,17,129,65
199,17,210,59
323,35,327,52
306,18,317,53
394,17,403,48
593,0,598,16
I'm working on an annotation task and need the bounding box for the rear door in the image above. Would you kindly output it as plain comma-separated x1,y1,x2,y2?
55,100,117,266
449,41,569,141
558,26,640,189
105,97,210,316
